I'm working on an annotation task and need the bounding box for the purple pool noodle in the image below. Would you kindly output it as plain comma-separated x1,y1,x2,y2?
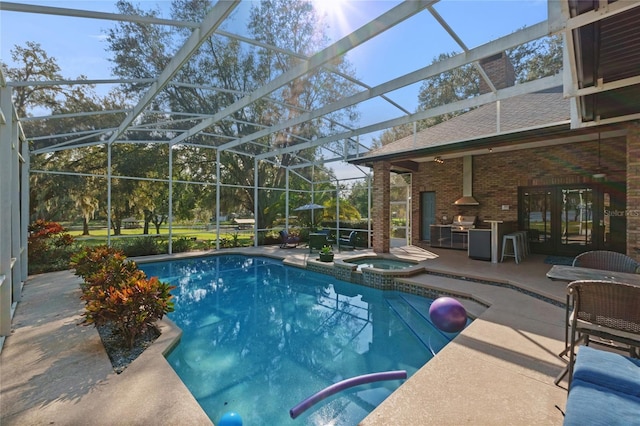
289,370,407,419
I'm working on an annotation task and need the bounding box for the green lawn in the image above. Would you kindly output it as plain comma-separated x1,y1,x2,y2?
69,227,267,249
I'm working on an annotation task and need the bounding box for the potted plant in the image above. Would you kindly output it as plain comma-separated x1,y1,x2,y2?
318,245,334,262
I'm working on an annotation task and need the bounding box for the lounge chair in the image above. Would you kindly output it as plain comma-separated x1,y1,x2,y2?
564,346,640,425
572,250,640,273
279,230,300,248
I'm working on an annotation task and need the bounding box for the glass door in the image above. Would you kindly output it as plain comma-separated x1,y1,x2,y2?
521,187,553,253
601,181,627,252
559,187,594,252
520,184,618,256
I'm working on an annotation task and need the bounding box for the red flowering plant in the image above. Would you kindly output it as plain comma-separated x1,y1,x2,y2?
28,219,76,274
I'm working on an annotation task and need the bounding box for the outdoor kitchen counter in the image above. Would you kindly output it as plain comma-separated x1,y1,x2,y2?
430,225,452,249
468,228,491,261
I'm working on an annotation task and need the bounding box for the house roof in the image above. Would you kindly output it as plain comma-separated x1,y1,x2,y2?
353,89,571,164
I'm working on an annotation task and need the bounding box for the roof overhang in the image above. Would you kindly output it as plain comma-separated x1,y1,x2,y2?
350,123,574,169
566,1,640,127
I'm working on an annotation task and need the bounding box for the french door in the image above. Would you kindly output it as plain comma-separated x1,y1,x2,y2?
519,183,626,256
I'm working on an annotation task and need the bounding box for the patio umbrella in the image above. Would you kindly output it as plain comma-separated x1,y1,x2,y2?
293,203,325,227
294,203,324,211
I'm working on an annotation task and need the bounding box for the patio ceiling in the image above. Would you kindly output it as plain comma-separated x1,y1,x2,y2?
1,1,639,170
565,0,640,127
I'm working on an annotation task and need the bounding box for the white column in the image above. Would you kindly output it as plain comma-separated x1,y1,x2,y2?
11,116,22,301
107,142,112,246
254,158,259,247
168,145,173,254
0,83,14,336
285,168,289,231
20,137,29,281
215,149,221,250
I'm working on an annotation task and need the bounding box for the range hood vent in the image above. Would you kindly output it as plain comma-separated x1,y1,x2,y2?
453,156,480,206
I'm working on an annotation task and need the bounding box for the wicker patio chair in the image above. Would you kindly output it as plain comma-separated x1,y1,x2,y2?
572,250,640,273
566,280,640,387
279,230,300,248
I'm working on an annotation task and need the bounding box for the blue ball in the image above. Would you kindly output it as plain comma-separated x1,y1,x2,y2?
429,297,467,333
219,411,243,426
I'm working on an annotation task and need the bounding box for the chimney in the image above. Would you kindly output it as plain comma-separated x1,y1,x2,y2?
479,52,516,94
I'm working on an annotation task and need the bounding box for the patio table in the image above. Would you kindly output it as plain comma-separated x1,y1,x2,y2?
547,264,640,384
546,265,640,284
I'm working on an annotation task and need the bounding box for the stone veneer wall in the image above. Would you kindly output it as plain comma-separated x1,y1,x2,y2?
627,121,640,261
373,161,391,253
410,137,629,251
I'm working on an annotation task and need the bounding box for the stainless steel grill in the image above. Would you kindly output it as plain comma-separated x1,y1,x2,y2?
452,215,476,231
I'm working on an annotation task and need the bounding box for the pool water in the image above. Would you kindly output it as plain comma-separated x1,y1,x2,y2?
140,255,462,425
345,257,416,270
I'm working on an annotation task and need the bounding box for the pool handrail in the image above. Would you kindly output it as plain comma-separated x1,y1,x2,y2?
289,370,407,419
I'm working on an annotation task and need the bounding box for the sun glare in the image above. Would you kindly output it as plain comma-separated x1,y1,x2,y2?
311,0,355,39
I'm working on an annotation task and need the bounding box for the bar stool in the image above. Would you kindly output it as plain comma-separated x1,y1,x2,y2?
521,230,530,257
514,231,528,259
501,233,521,264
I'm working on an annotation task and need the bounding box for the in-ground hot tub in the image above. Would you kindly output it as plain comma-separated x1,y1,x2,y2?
345,256,417,271
333,255,426,290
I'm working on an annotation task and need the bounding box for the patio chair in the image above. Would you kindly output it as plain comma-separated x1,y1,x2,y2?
339,231,357,250
572,250,640,273
279,230,300,249
566,280,640,387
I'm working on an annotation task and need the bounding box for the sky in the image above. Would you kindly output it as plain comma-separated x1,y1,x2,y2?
0,0,548,179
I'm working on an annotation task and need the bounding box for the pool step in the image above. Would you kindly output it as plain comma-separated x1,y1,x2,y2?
385,295,453,355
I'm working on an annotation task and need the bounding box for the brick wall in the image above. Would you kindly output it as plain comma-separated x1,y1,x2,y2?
373,161,391,253
410,137,629,250
479,52,516,94
627,121,640,261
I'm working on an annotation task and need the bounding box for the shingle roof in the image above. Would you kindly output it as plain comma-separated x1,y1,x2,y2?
364,90,570,158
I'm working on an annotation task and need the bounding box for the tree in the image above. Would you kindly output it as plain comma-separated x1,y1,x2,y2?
106,0,359,229
345,179,370,219
1,41,68,118
507,34,563,83
374,34,563,146
75,191,100,235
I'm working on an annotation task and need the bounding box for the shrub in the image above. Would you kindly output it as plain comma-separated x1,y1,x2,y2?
81,272,175,348
261,230,281,245
171,236,195,253
28,219,76,274
71,246,141,293
73,246,175,349
116,236,161,257
71,245,125,281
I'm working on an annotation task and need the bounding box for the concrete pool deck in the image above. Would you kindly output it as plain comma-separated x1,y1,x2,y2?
1,245,570,425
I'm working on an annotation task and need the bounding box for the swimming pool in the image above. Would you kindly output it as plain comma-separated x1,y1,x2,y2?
140,255,463,425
